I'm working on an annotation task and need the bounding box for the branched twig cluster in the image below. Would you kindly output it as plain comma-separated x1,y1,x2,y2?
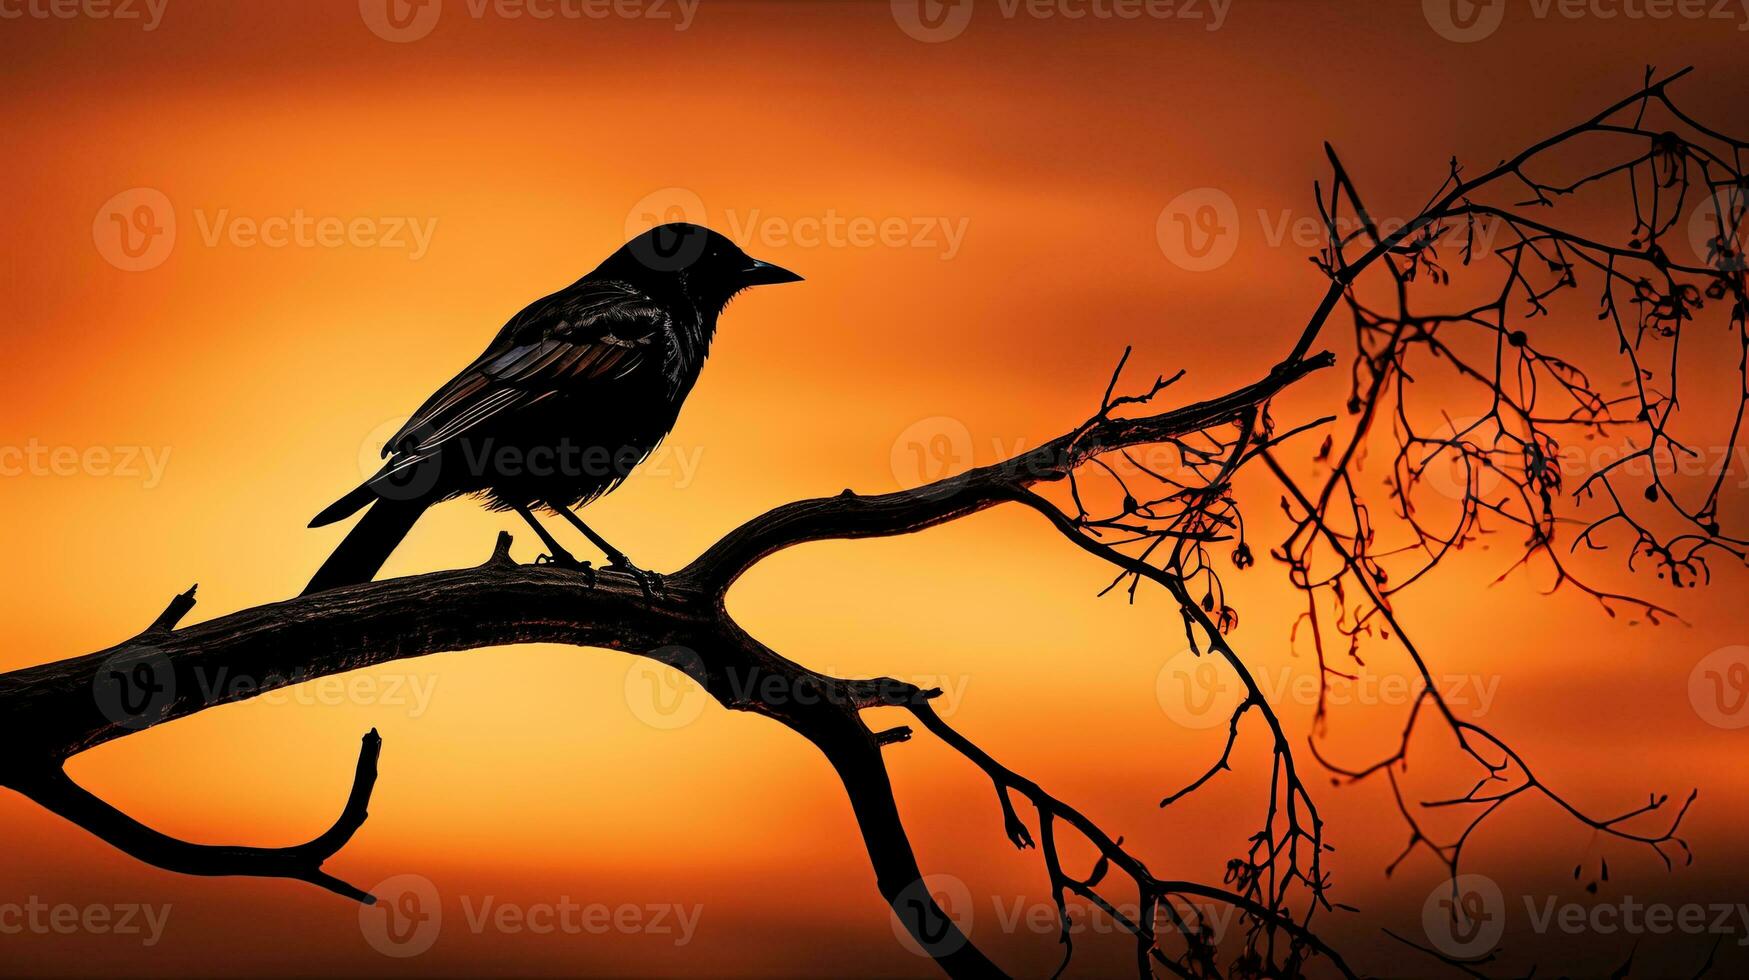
990,66,1745,977
1001,356,1344,977
1251,65,1742,969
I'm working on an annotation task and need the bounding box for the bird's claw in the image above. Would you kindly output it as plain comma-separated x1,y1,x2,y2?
536,553,597,587
610,561,664,599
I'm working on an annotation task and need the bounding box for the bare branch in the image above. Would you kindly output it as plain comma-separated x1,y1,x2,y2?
1,353,1336,979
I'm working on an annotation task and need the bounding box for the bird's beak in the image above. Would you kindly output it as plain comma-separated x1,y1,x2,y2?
741,257,804,286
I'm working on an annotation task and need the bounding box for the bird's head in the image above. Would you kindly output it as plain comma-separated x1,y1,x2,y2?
597,223,802,312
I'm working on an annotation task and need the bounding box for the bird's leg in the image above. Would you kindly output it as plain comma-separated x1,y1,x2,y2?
548,504,662,597
548,506,628,566
514,504,594,584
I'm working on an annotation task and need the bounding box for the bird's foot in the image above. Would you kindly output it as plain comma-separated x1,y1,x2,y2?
535,552,597,588
608,559,665,599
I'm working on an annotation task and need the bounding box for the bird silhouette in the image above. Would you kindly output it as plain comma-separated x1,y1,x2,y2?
303,223,801,596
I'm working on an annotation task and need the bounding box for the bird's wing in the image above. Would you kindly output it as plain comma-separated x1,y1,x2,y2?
382,281,668,463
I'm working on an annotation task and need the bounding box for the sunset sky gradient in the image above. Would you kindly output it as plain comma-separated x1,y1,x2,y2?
2,2,1748,976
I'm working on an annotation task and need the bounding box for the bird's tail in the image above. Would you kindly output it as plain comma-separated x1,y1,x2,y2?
309,479,379,529
303,497,428,596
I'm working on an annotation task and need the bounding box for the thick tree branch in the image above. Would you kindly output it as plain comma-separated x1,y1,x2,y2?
0,353,1331,979
10,730,382,903
683,352,1334,592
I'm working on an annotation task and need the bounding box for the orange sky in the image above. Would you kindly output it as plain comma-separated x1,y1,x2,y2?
2,2,1748,977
